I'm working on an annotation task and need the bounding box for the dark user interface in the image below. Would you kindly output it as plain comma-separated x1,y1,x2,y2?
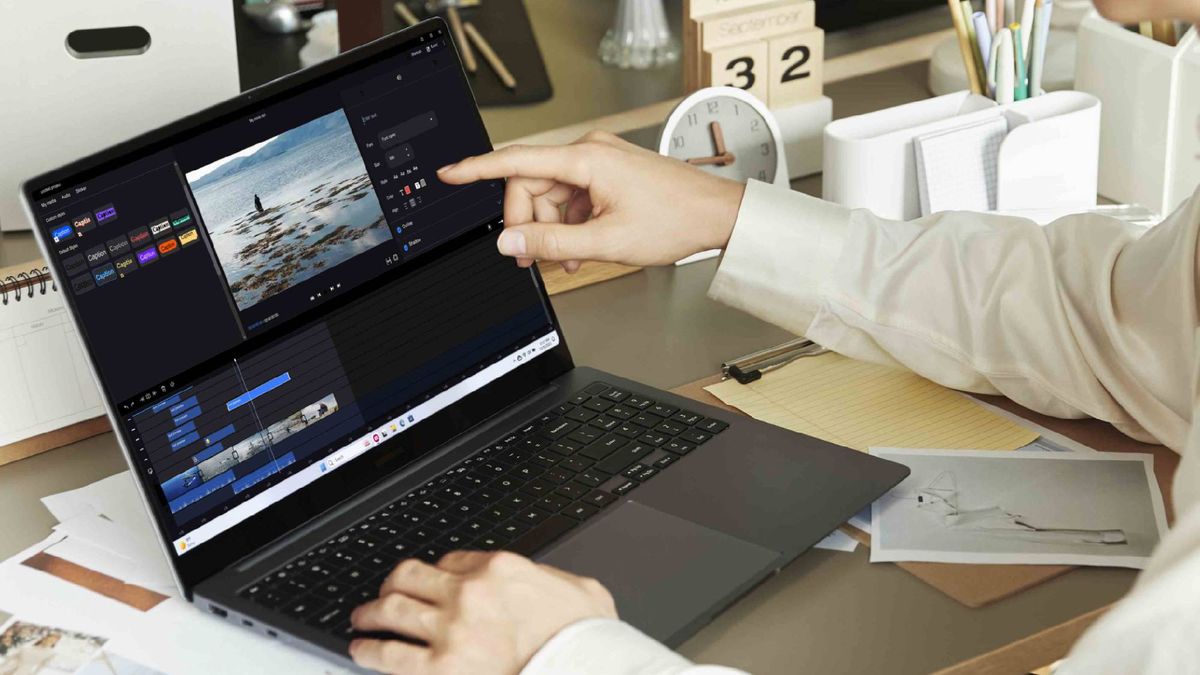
29,30,556,546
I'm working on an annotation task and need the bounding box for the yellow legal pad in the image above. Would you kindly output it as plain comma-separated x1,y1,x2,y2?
705,352,1037,452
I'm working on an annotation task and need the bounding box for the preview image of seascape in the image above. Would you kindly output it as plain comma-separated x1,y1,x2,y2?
186,110,389,310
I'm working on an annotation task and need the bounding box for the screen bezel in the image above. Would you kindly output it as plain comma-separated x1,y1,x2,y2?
23,18,575,593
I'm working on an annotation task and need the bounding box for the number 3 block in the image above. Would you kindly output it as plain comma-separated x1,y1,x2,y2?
766,28,824,108
702,41,769,103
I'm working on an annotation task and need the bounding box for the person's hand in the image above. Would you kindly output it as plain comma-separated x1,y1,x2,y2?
349,550,617,675
437,131,745,271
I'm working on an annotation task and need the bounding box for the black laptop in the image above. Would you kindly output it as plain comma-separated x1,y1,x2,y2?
23,19,906,671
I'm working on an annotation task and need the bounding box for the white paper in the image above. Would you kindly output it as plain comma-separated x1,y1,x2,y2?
847,507,871,534
41,472,152,535
813,528,859,553
913,115,1009,215
868,448,1168,569
51,515,175,591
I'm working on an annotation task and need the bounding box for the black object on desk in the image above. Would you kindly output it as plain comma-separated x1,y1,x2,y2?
234,0,552,106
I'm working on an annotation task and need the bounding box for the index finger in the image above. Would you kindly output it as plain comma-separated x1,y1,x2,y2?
438,144,592,188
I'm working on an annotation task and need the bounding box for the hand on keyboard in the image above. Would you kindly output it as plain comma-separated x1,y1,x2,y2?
349,550,616,675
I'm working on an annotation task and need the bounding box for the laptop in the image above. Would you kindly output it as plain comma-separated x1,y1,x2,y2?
23,19,907,671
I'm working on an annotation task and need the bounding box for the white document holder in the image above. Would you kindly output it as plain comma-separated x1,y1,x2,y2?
0,0,240,231
822,90,1101,221
1076,14,1199,219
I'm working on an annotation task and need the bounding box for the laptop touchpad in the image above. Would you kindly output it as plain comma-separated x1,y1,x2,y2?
538,501,781,645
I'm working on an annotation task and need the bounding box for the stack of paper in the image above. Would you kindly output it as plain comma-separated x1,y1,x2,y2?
913,116,1009,216
39,472,176,596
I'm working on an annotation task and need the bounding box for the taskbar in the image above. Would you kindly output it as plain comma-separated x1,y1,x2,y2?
172,329,561,555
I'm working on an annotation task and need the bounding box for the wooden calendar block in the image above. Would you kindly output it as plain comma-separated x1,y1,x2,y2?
702,41,770,102
765,27,824,108
700,1,814,51
686,0,794,93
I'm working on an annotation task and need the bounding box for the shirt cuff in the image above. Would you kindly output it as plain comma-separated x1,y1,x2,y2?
521,618,694,675
708,179,850,336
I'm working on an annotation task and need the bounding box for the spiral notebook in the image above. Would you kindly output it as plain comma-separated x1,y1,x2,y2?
0,260,108,466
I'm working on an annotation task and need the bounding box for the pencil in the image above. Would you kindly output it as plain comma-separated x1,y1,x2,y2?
948,0,984,94
1028,0,1051,96
393,2,419,27
1150,20,1178,46
1019,0,1035,59
1011,22,1028,100
962,2,988,89
973,12,993,85
447,6,477,73
995,27,1015,104
464,22,517,90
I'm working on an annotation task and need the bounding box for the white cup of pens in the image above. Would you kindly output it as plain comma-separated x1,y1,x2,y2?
947,0,1053,103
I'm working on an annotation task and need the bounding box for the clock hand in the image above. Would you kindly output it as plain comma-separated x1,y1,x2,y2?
710,121,727,156
686,152,736,166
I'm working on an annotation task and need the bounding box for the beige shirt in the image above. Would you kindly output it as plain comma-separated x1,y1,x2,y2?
523,181,1200,674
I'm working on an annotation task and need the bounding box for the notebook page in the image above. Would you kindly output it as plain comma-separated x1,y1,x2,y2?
914,116,1008,216
0,286,104,447
706,352,1037,452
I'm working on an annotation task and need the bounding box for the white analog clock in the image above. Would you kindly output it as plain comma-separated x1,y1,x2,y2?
657,86,789,187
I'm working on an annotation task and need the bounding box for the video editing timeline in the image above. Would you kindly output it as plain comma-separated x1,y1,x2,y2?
129,321,361,529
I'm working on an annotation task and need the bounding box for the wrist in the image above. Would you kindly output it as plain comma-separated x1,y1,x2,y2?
700,177,746,251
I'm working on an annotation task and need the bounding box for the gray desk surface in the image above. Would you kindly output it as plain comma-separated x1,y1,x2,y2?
0,8,1134,675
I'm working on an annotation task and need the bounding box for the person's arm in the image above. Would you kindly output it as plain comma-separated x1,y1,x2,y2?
440,135,1197,449
710,180,1199,450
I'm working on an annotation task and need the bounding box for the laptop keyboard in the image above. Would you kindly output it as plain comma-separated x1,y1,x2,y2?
237,381,729,640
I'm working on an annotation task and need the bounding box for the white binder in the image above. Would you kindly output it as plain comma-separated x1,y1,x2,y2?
0,0,240,231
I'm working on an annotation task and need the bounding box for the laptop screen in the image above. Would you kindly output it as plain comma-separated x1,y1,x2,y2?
24,22,570,586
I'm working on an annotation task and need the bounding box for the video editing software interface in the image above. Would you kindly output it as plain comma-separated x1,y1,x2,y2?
29,29,560,557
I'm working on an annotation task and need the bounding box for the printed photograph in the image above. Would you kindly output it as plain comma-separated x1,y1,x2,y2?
869,448,1168,569
186,111,389,311
0,619,106,674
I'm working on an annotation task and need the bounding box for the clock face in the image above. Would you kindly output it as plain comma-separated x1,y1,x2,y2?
663,95,779,184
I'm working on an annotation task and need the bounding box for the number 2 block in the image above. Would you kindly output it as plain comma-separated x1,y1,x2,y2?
702,41,769,103
766,28,824,108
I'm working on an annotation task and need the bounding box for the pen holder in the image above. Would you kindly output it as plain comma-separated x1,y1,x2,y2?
1075,14,1200,219
822,90,1100,221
